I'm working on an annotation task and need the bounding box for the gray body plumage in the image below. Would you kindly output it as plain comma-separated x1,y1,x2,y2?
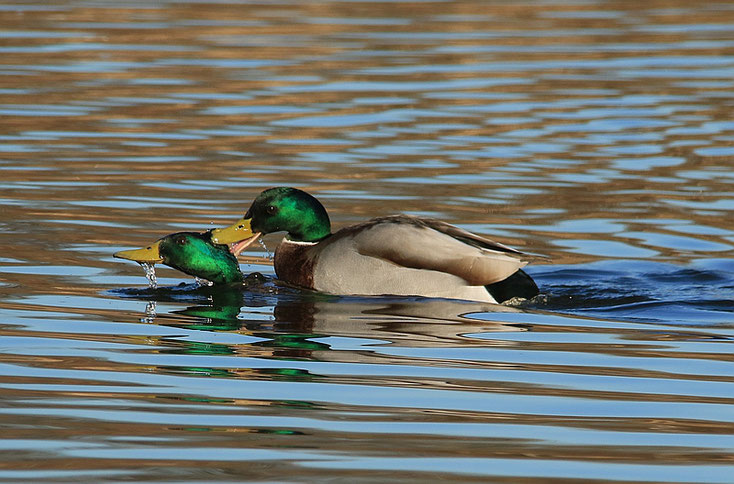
274,215,530,303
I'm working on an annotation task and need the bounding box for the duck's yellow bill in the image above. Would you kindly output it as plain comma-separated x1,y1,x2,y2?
211,217,254,245
211,218,261,256
114,240,163,263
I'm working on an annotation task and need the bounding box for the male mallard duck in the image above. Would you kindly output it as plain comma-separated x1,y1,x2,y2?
211,187,539,303
114,231,243,285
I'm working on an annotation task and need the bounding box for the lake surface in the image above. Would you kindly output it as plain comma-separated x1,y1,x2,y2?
1,1,733,482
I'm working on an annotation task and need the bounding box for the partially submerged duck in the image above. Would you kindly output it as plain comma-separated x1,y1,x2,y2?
212,187,539,303
114,231,243,285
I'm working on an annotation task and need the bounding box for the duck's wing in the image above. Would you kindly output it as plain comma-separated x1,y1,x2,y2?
416,217,524,254
336,215,528,286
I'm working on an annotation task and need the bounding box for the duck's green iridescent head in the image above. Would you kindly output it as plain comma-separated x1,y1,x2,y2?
212,187,331,253
114,231,243,285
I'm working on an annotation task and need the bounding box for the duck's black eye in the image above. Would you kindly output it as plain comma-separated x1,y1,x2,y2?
175,236,187,245
266,205,277,215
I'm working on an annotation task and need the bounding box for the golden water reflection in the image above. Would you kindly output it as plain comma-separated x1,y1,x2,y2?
1,0,733,482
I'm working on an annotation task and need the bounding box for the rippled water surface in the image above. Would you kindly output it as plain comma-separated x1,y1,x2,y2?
1,1,734,482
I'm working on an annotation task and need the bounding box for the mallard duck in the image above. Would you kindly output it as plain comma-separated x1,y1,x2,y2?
211,187,539,303
114,231,243,285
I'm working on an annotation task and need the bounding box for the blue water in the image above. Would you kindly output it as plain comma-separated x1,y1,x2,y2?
1,1,733,482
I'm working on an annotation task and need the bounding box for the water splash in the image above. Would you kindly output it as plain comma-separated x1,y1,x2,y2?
258,237,273,260
194,277,213,287
139,262,157,289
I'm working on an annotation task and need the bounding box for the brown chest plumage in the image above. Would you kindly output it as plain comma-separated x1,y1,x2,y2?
274,240,316,289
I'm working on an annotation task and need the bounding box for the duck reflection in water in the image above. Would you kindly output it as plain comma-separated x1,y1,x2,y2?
114,277,528,368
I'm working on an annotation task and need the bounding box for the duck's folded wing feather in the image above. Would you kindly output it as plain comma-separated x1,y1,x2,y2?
351,221,527,286
418,217,523,254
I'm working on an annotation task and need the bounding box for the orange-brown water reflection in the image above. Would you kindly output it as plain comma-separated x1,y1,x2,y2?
1,1,733,482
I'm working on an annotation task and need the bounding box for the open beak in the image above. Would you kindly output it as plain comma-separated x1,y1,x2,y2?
114,240,163,263
211,217,262,256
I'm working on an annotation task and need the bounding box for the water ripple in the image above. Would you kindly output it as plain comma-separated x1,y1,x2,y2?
1,1,733,482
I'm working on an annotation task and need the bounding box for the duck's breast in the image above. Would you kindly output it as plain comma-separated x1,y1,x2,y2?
274,238,318,289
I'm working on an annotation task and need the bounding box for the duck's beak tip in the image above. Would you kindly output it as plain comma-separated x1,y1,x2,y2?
211,217,254,245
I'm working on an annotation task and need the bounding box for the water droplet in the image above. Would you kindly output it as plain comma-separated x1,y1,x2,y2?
143,301,157,323
258,237,273,260
140,262,157,288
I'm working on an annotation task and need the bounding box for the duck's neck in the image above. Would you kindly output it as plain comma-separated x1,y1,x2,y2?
168,247,244,285
286,210,331,242
215,263,245,284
